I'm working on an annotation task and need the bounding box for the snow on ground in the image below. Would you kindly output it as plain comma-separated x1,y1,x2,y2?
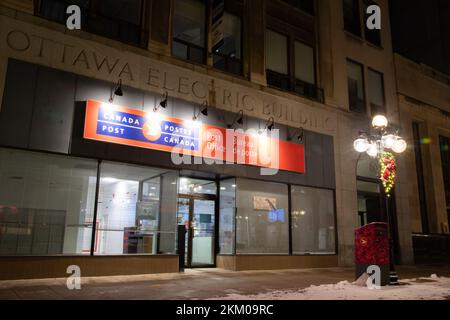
213,275,450,300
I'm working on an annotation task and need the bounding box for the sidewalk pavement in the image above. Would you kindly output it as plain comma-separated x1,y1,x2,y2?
0,265,449,300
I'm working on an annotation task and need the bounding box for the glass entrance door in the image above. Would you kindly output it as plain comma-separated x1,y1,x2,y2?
177,197,216,267
191,199,215,266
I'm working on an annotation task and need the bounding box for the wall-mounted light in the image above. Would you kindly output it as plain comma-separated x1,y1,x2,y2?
109,79,123,103
193,101,208,121
264,117,275,131
287,127,304,142
227,110,244,128
153,91,168,112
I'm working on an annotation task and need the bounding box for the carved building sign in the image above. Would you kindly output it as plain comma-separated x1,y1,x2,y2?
0,16,337,134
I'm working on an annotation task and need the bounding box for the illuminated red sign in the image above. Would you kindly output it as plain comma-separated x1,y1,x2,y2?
84,100,305,173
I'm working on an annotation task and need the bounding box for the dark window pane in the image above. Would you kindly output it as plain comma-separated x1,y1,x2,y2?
228,59,242,75
173,41,188,60
363,0,381,46
213,54,227,70
347,60,366,113
343,0,361,36
189,45,206,64
213,13,242,75
38,0,144,47
267,70,291,91
173,0,206,64
368,69,385,115
294,41,315,85
266,30,288,75
39,0,67,23
283,0,315,15
95,0,142,25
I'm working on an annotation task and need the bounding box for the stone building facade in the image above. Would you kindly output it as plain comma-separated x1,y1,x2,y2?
0,0,447,279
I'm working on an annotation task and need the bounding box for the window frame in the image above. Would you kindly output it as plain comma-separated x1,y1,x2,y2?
292,37,318,98
172,0,209,65
265,28,291,90
289,184,338,255
171,0,245,76
367,67,386,115
218,176,338,257
346,58,367,114
342,0,383,48
35,0,150,48
343,0,362,38
282,0,316,16
212,10,244,76
362,0,382,47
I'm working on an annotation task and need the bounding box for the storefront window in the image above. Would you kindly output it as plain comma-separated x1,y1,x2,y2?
172,0,206,64
235,178,289,254
179,177,216,195
291,186,335,254
0,148,97,256
96,162,178,255
219,179,236,254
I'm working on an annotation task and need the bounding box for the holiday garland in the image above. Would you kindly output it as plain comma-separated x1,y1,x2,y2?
380,151,396,196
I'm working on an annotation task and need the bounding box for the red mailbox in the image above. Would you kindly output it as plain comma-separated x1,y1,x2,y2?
355,222,390,285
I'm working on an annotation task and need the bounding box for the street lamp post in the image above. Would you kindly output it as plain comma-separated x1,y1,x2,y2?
353,114,407,285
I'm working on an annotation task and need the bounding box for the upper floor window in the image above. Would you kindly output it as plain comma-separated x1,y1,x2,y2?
347,59,366,113
172,0,243,76
266,29,289,89
265,29,320,102
213,13,243,75
37,0,147,47
172,0,206,64
363,0,381,46
343,0,361,37
282,0,315,15
347,60,385,115
343,0,382,47
294,40,316,97
367,68,385,115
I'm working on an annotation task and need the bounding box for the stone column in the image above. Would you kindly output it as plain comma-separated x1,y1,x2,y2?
246,0,266,86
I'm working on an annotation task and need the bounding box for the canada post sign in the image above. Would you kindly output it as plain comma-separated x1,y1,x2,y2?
84,100,305,173
96,107,200,150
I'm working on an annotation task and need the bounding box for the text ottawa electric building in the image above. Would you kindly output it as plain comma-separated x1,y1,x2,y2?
0,0,448,280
